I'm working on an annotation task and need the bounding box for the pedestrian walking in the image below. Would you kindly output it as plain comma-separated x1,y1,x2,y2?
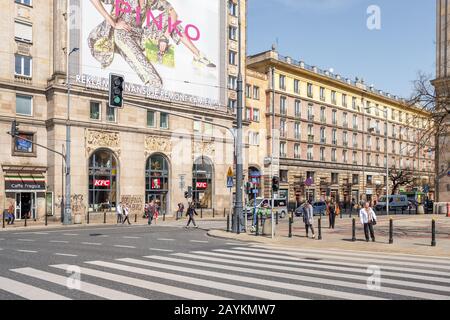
302,200,316,239
359,201,377,242
328,200,336,229
116,202,123,224
122,205,131,225
148,200,155,225
185,202,198,228
153,201,160,225
177,202,185,220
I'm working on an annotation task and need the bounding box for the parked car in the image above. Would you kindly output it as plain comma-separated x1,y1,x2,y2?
245,197,288,219
375,195,409,211
312,201,327,216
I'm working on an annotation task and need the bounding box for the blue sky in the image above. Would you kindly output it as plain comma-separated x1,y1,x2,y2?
247,0,436,99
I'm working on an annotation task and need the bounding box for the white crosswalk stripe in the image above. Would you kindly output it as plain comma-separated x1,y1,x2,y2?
0,245,449,300
11,268,146,300
0,276,70,300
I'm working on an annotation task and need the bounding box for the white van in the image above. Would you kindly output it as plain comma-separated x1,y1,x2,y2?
375,195,409,211
245,197,288,219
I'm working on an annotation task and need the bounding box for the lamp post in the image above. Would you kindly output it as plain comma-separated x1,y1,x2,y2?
64,47,79,225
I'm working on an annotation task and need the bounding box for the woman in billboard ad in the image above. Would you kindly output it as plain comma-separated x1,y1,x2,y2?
88,0,216,88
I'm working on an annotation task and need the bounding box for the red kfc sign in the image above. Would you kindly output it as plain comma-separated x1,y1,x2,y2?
196,182,208,189
94,180,111,187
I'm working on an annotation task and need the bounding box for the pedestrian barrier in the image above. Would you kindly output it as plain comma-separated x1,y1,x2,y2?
226,214,230,232
255,214,259,236
318,217,322,240
389,218,393,244
103,211,106,224
432,219,436,247
351,218,356,242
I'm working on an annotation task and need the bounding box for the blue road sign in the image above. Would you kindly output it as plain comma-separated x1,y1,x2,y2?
227,176,234,188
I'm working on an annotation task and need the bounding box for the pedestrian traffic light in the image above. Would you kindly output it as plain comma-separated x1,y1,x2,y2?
109,73,125,108
184,191,189,199
272,176,280,192
186,186,192,199
9,120,19,137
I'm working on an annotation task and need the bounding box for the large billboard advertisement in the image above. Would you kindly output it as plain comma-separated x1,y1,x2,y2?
71,0,225,108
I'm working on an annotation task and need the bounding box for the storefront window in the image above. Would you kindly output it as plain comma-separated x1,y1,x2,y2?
193,157,213,209
88,149,118,212
146,154,169,214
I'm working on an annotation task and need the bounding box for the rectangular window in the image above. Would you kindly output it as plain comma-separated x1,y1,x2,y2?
352,174,359,185
228,99,237,110
307,171,315,180
15,54,32,77
294,80,300,94
280,142,286,157
15,21,32,43
245,84,251,98
307,146,314,160
228,1,237,16
253,109,260,122
343,150,348,163
353,152,358,165
307,83,313,98
332,129,337,145
352,97,357,110
332,110,337,125
280,96,287,115
15,0,33,5
13,132,34,155
160,113,169,129
320,87,325,101
147,110,155,127
106,106,116,122
343,112,348,127
228,76,237,90
307,104,314,121
320,107,326,123
353,133,358,148
90,101,101,120
331,91,337,104
229,51,237,65
228,26,237,41
320,147,325,161
295,100,301,117
331,149,337,162
353,115,358,130
295,122,301,139
16,95,32,116
320,127,326,143
193,120,201,133
280,170,288,183
253,86,260,100
279,75,286,90
342,94,347,107
331,173,339,184
294,144,300,159
280,119,286,137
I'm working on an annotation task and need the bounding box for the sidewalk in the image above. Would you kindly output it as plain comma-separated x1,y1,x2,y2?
208,214,450,258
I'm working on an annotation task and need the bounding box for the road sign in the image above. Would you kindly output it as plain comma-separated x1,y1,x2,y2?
227,176,234,189
227,167,233,178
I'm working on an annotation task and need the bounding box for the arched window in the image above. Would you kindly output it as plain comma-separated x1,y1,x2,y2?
88,149,118,212
192,157,213,209
146,154,169,214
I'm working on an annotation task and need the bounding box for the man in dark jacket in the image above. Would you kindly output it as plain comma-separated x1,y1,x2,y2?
185,202,199,228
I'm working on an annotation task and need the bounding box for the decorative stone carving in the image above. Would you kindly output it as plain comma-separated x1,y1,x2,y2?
145,136,171,157
193,141,215,156
86,130,121,156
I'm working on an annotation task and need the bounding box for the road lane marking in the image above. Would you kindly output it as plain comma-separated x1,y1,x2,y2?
81,242,102,246
114,245,136,249
119,258,380,300
0,276,70,300
123,236,141,239
63,234,79,236
33,232,49,235
86,260,301,300
149,248,173,252
54,253,78,257
18,239,35,242
51,264,228,300
157,238,175,241
16,250,37,253
12,268,146,300
50,241,69,244
189,240,208,243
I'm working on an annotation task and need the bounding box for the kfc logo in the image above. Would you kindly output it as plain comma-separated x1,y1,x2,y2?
94,180,111,187
196,182,208,189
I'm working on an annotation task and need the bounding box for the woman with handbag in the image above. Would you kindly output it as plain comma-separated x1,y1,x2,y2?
359,201,377,242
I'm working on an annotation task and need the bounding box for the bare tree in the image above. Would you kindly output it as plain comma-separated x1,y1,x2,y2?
389,167,415,195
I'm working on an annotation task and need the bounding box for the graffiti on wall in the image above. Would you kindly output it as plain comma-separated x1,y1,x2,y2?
120,195,144,215
55,194,87,215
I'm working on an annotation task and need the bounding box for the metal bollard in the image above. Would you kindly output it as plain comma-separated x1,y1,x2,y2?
135,214,137,223
227,214,230,232
352,218,356,242
163,213,166,222
432,219,437,247
201,208,203,219
24,214,27,227
289,217,293,238
45,213,48,226
276,212,279,225
255,214,259,236
87,211,90,225
389,218,393,244
213,208,215,218
103,210,106,224
2,211,5,229
224,208,226,218
318,217,322,240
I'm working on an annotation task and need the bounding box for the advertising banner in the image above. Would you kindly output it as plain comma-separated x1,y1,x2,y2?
71,0,225,108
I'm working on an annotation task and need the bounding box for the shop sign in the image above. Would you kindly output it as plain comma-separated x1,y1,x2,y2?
152,179,161,189
196,182,208,189
94,180,111,187
5,174,46,191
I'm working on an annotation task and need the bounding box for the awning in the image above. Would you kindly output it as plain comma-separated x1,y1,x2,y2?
4,173,46,192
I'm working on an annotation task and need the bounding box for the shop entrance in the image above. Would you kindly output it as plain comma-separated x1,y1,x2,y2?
15,192,36,220
147,193,167,215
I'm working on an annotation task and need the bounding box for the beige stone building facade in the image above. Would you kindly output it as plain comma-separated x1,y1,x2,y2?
247,49,435,208
0,0,248,221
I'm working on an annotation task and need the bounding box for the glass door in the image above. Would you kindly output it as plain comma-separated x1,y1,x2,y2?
15,193,21,220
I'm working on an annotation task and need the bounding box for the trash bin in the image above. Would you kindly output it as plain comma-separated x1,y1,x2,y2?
74,214,82,225
417,205,425,215
262,217,274,236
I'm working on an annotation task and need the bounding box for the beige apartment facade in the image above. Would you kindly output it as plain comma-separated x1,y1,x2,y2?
0,0,248,221
247,49,435,208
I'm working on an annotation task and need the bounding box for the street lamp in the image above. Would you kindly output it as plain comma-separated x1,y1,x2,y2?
64,47,79,225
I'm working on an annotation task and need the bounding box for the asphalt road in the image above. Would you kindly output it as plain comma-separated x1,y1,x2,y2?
0,221,450,300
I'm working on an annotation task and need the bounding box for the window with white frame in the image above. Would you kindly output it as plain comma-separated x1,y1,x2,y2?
294,122,301,139
295,100,301,117
228,76,237,90
280,96,287,115
280,142,286,157
228,26,237,41
15,21,32,43
294,144,300,158
279,75,286,90
331,148,337,162
307,145,314,160
15,0,33,6
253,86,260,100
252,109,260,122
320,147,325,161
15,54,32,77
229,50,237,65
228,1,237,16
16,94,32,116
90,101,101,120
294,79,300,94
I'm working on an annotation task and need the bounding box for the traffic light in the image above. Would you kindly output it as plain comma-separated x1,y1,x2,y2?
185,186,193,199
272,176,280,192
9,120,19,137
184,191,189,199
109,73,124,108
246,182,252,194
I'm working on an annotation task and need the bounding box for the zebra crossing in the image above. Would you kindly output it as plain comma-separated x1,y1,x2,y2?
1,244,450,300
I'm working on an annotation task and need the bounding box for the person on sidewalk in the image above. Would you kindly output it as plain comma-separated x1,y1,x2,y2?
302,200,316,239
3,205,15,225
359,201,377,242
153,201,160,225
185,202,198,228
148,200,155,225
177,202,185,220
328,200,336,229
116,202,123,224
122,205,131,225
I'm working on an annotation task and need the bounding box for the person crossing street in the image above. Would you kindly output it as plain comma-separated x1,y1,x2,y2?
185,202,198,228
